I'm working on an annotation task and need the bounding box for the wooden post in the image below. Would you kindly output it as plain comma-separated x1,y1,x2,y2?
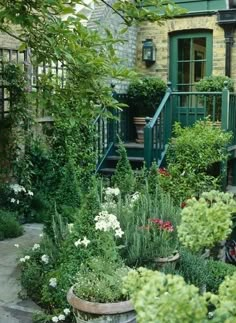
144,117,152,169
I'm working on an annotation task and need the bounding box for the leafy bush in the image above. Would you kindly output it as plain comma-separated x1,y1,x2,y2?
176,248,236,293
127,77,167,116
160,119,232,203
123,268,208,323
0,210,23,240
178,190,235,252
195,75,234,120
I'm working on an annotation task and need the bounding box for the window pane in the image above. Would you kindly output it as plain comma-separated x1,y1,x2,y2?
193,38,206,60
178,62,190,83
178,39,190,60
194,61,205,82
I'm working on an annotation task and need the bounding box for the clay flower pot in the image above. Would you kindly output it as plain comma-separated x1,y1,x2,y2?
67,286,136,323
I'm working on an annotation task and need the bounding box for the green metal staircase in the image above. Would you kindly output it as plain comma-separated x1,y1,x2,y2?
94,83,236,186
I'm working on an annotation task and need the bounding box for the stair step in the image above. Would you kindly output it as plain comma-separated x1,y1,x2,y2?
118,142,144,149
99,168,116,175
107,156,144,162
226,185,236,194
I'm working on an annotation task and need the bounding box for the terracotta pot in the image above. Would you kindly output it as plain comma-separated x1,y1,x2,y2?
133,117,146,143
67,286,136,323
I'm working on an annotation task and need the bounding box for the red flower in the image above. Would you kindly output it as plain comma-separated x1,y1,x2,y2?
149,218,174,232
229,249,236,256
158,168,170,176
181,202,187,209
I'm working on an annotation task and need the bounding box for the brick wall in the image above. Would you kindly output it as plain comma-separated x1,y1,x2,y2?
136,15,229,83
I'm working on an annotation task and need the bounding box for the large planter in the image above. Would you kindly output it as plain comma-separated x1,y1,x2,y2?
153,252,180,269
67,286,136,323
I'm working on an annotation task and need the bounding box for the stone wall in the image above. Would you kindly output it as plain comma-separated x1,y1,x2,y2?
136,15,229,83
87,0,138,93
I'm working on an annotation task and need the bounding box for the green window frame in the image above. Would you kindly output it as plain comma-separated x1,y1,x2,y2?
169,31,213,92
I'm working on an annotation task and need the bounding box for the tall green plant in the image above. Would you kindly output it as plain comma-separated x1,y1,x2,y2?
160,119,232,202
112,138,135,197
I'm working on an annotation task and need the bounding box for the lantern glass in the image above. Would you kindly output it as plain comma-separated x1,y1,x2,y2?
142,39,155,63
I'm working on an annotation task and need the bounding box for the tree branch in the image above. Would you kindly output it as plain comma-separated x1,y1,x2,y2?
99,0,130,25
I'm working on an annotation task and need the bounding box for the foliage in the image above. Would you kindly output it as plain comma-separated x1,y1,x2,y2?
160,119,232,203
116,182,181,264
178,190,236,252
127,77,167,116
211,272,236,322
0,209,23,240
195,75,234,120
176,248,236,293
74,256,129,303
123,267,208,323
112,138,135,197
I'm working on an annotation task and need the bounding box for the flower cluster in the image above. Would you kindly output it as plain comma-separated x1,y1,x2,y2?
20,255,30,263
10,184,34,196
32,243,40,251
49,277,57,288
41,254,49,264
95,211,124,238
74,236,90,248
150,219,174,232
158,168,170,176
51,309,70,322
104,187,120,198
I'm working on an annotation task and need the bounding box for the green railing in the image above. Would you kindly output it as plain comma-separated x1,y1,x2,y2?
144,83,235,168
144,86,172,168
94,94,127,172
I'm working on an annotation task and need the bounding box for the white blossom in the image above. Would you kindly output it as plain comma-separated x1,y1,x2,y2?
63,308,70,315
115,228,124,238
81,236,90,247
58,314,65,321
52,317,59,323
10,198,16,203
41,254,49,264
20,255,30,263
16,200,20,205
10,184,26,194
67,223,74,233
27,190,34,196
14,244,19,248
105,187,120,197
32,243,40,251
49,278,57,288
74,236,90,248
39,233,44,238
130,192,140,204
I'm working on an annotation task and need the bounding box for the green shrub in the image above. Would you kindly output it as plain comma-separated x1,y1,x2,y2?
112,138,135,197
174,248,236,293
0,210,23,240
127,77,167,117
161,119,232,202
195,75,234,120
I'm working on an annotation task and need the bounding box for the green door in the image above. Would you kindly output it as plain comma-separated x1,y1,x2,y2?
170,31,213,125
170,31,213,91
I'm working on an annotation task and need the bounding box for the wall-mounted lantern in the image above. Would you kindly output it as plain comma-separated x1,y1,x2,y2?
142,39,156,64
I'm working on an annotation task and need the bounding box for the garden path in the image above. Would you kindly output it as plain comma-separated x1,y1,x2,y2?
0,223,43,323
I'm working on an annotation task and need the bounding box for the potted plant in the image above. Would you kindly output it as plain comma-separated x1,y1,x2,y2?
127,77,166,143
66,184,135,322
115,181,181,267
177,190,236,254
